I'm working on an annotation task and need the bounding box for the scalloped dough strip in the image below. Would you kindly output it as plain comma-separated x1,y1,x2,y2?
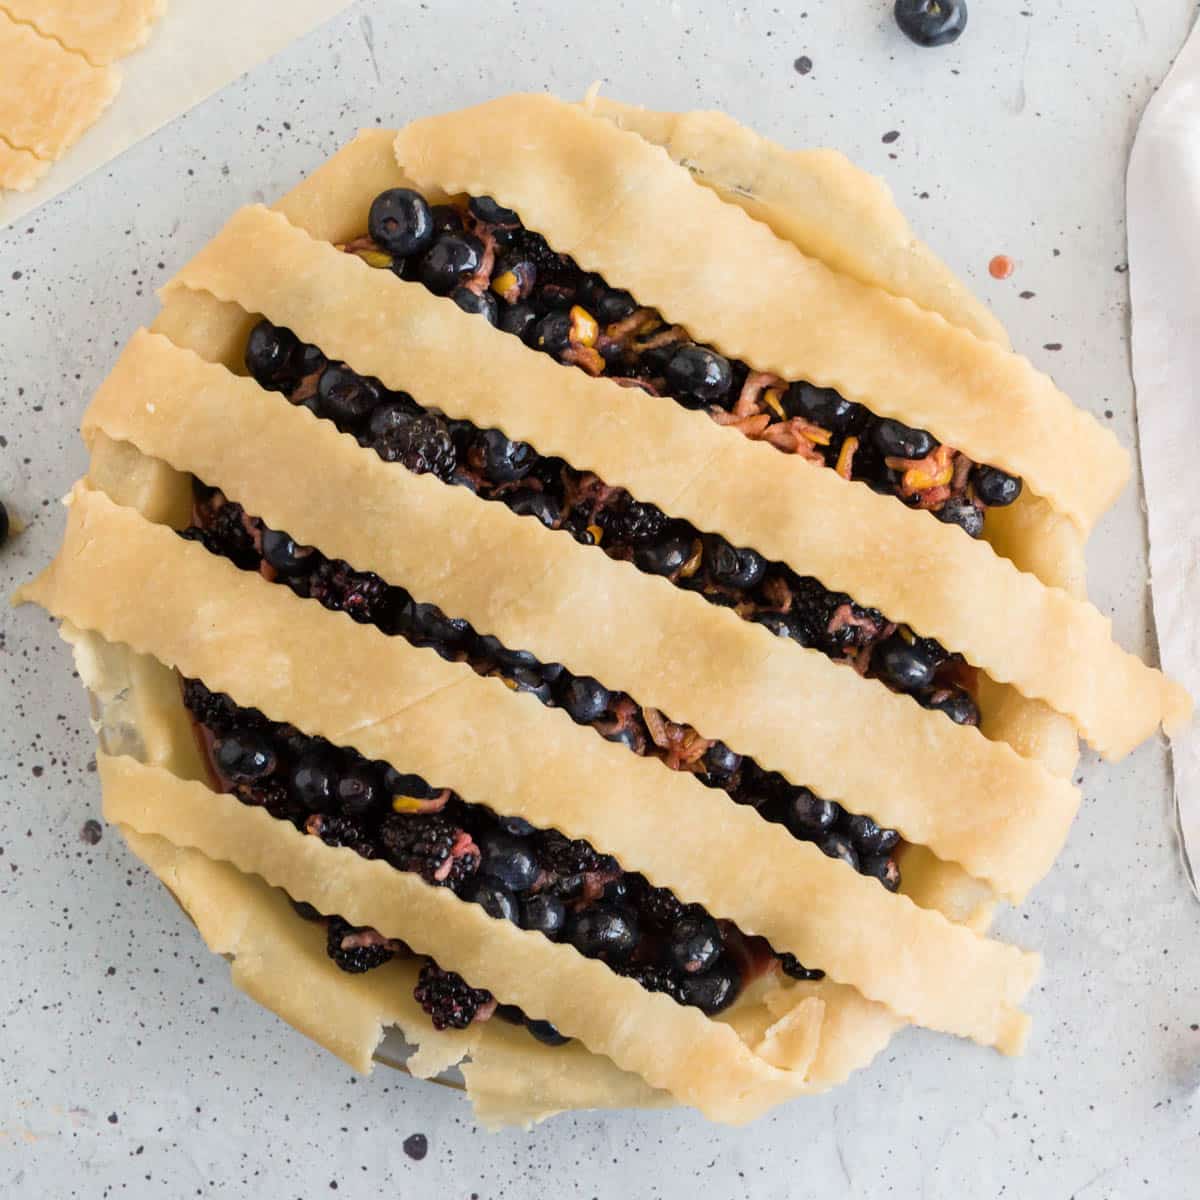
20,488,1039,1050
98,754,826,1124
583,96,1009,348
0,9,119,160
393,93,1128,533
85,330,1080,899
0,135,51,190
0,0,163,65
164,205,1189,758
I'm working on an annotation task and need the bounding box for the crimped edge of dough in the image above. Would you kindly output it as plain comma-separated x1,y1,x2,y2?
0,0,165,66
82,328,1079,900
162,203,1188,757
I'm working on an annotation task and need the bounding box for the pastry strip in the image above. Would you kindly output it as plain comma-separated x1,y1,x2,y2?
86,329,1080,899
164,206,1190,758
0,0,163,65
583,96,1010,348
0,9,119,159
393,93,1128,533
21,488,1040,1050
0,135,51,190
98,753,825,1124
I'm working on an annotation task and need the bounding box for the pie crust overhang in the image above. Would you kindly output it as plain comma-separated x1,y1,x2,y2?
14,91,1191,1127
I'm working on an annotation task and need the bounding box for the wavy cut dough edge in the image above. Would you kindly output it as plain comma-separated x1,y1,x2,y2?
0,0,164,65
392,92,1129,533
162,202,1188,758
582,95,1010,348
99,753,830,1124
83,328,1080,900
19,485,1039,1051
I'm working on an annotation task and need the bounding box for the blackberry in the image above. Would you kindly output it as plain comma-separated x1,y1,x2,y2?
785,576,843,649
535,829,611,878
379,813,479,888
307,560,392,625
620,963,683,1002
511,228,574,275
636,883,685,932
326,916,396,974
414,961,492,1030
778,953,826,982
202,500,260,570
181,678,243,735
304,812,375,857
598,497,666,545
373,412,457,479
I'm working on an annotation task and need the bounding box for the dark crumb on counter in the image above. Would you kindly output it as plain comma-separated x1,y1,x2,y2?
882,130,901,144
1043,343,1062,351
793,55,812,75
80,819,103,845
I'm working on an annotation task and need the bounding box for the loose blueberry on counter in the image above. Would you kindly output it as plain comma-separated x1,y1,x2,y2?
665,344,734,404
677,955,741,1015
368,188,435,258
875,634,937,692
871,417,936,460
317,363,381,426
936,496,985,538
668,912,723,975
214,732,276,781
261,529,315,576
971,464,1022,507
478,832,540,892
465,879,520,924
783,381,862,432
565,906,639,964
419,233,484,294
894,0,967,48
519,892,567,939
450,285,499,325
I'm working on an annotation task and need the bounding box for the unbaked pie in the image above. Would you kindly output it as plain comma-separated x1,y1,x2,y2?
17,92,1191,1126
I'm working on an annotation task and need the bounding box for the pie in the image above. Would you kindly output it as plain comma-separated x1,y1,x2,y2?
17,92,1191,1127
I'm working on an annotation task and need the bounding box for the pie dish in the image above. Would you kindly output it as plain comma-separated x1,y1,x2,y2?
16,91,1191,1127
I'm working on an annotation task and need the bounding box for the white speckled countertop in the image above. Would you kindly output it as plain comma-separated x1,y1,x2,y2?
3,2,1200,1196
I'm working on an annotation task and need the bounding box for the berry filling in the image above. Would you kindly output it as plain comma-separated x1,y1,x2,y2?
184,679,823,1042
242,321,981,724
347,186,1020,533
182,482,905,890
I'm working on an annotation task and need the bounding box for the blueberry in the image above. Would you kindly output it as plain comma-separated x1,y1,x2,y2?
676,955,741,1015
700,740,742,784
594,287,637,325
871,417,935,459
506,489,559,528
290,749,340,811
450,285,499,325
971,464,1022,507
559,675,611,724
665,344,734,403
875,634,937,692
778,953,825,982
703,536,767,590
474,635,539,673
633,527,693,576
498,813,535,837
466,880,520,924
818,832,860,871
244,320,300,390
861,852,902,891
404,600,472,650
260,528,314,577
368,188,435,258
429,204,463,235
480,428,537,483
419,233,484,295
781,789,840,838
335,760,382,819
928,688,980,726
519,893,566,939
750,610,802,641
533,311,571,355
317,363,381,427
783,381,861,432
495,1003,524,1024
894,0,967,48
667,912,723,975
525,1017,570,1046
381,766,434,800
565,906,639,963
936,497,985,538
366,395,419,441
498,301,538,342
468,195,520,226
846,813,901,856
214,732,276,781
478,832,540,892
